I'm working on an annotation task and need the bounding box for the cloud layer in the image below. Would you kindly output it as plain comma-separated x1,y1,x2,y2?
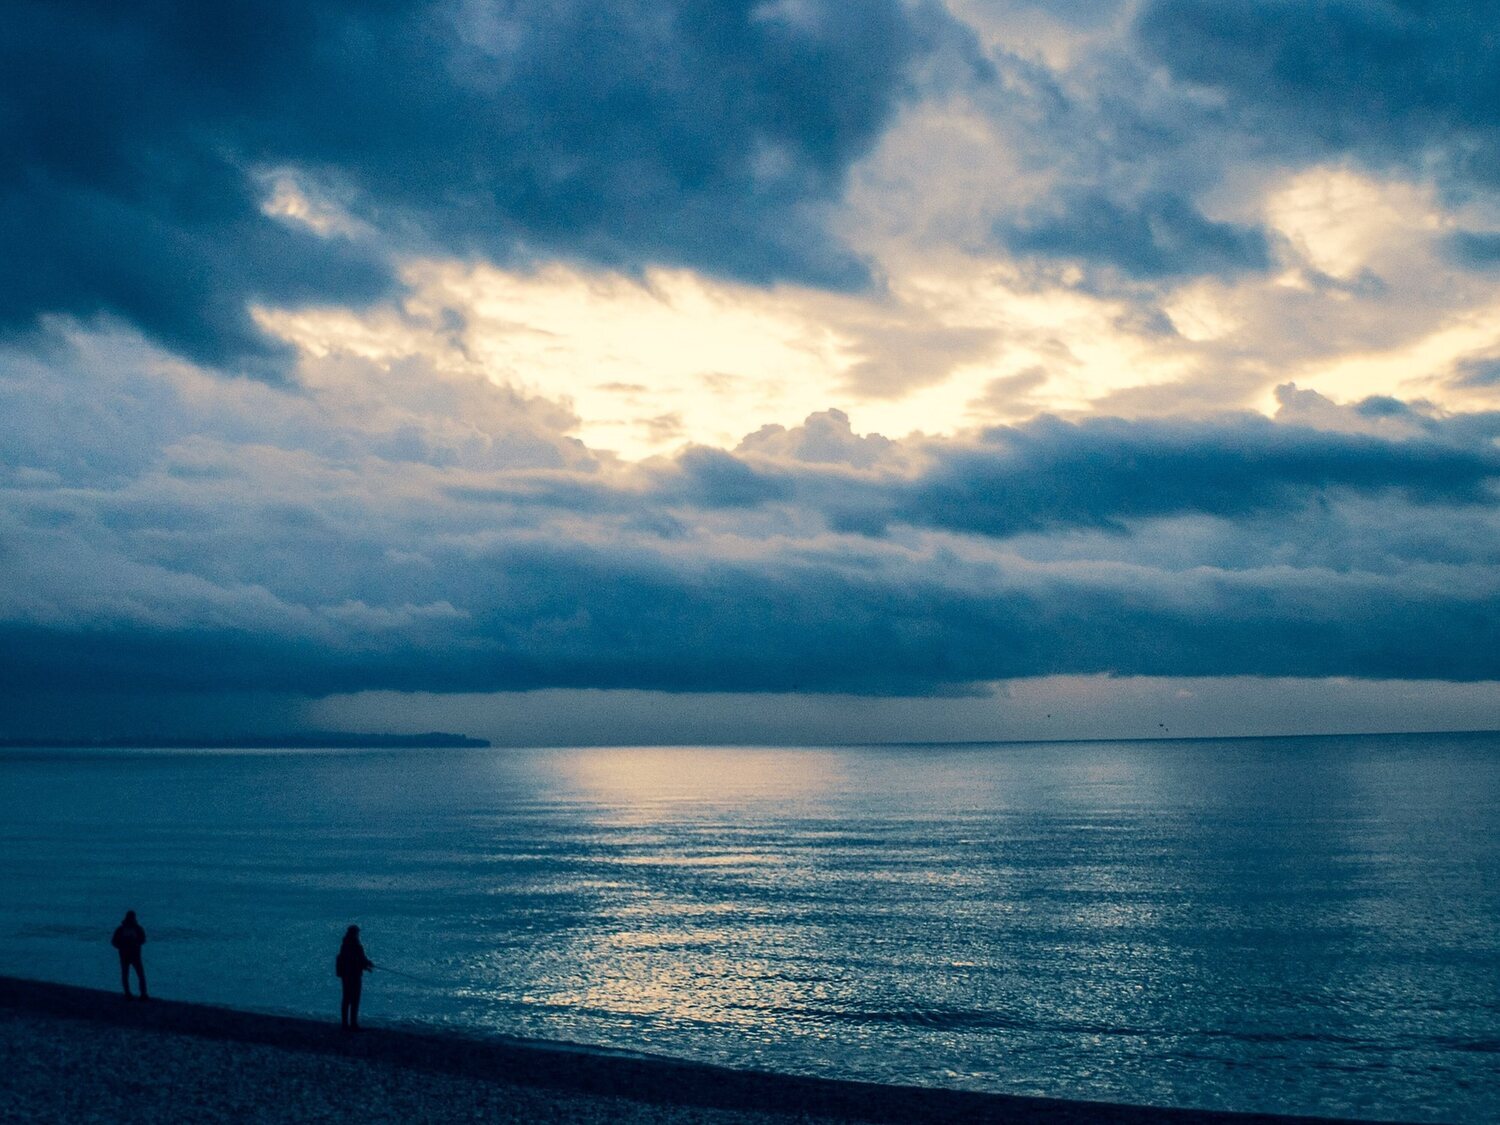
5,333,1499,710
8,3,1500,735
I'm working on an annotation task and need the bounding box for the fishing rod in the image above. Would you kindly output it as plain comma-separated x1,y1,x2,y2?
374,965,443,986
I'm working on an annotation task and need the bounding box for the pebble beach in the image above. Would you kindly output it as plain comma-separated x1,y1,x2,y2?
0,977,1400,1125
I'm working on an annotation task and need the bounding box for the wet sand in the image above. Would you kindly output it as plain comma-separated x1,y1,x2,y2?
0,977,1399,1124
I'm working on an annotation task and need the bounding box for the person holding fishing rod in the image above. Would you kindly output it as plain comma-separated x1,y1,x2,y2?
335,925,375,1031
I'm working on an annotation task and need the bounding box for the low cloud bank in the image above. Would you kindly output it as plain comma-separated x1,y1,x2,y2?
4,334,1498,711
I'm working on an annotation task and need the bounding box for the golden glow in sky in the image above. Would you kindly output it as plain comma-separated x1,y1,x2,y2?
262,258,1213,459
254,150,1500,463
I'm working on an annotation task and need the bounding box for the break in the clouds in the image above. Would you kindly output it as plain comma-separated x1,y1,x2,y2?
2,0,939,373
6,2,1500,739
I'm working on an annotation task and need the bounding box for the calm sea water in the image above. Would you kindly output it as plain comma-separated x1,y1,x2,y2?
1,735,1497,1122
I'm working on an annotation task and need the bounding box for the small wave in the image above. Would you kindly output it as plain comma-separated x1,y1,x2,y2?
13,923,217,942
1199,1028,1373,1048
12,923,101,940
1435,1037,1500,1054
836,1007,1034,1031
728,1006,1461,1057
740,1004,1152,1035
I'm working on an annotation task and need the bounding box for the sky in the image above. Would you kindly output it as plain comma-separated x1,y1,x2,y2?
5,0,1500,745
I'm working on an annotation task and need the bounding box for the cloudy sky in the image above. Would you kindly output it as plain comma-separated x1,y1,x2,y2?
6,0,1500,744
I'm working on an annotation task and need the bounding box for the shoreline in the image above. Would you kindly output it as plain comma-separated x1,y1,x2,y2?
0,976,1405,1125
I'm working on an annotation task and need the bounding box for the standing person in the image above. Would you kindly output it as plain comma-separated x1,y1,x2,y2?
335,925,374,1031
111,910,148,1001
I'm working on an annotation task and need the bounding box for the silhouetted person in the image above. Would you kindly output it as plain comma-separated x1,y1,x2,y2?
335,925,374,1030
111,910,148,1001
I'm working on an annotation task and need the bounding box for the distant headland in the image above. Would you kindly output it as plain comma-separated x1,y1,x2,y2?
0,731,491,750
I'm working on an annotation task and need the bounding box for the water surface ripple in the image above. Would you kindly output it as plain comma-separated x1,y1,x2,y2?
1,734,1497,1122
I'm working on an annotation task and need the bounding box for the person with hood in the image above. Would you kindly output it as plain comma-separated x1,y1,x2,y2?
111,910,148,1001
335,924,374,1030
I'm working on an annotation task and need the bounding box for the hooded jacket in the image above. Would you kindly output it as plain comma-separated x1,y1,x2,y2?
111,920,146,958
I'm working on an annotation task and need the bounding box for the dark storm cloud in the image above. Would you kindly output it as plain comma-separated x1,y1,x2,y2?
880,414,1500,536
667,447,795,508
1000,191,1271,281
653,409,1500,537
1,1,395,372
1,0,935,371
470,407,1500,539
1135,0,1500,190
5,520,1500,699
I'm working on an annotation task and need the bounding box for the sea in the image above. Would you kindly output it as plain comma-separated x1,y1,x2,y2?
1,733,1497,1123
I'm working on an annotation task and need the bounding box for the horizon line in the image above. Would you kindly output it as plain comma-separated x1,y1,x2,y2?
3,727,1498,752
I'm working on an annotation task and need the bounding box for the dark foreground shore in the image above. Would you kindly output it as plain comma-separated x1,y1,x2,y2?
0,977,1403,1125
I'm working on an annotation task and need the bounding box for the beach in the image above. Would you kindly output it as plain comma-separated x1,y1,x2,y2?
0,976,1401,1125
1,990,771,1125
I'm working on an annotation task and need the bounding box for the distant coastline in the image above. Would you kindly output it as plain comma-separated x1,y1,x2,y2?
2,728,1497,753
0,731,491,750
